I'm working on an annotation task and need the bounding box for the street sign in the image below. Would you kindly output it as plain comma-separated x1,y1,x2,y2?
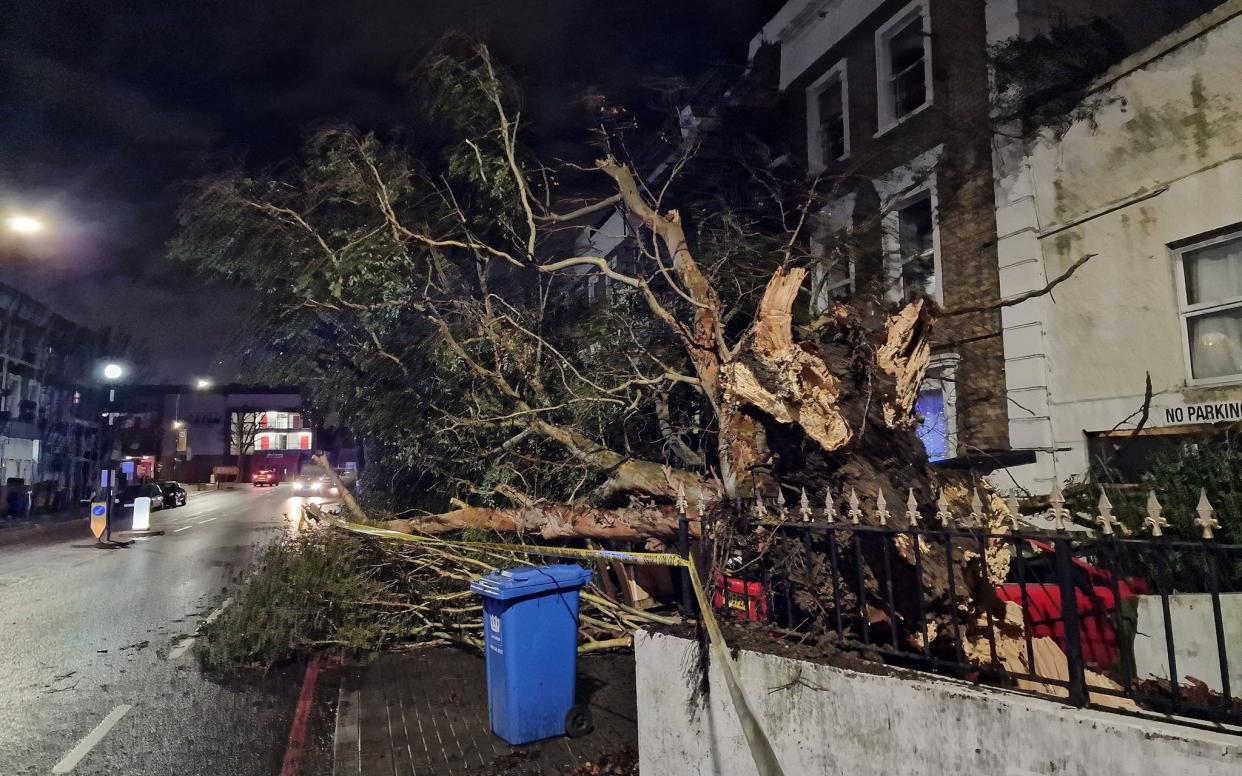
90,501,108,540
121,460,136,476
100,470,111,488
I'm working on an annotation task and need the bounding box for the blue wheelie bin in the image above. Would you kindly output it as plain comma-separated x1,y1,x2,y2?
470,564,594,745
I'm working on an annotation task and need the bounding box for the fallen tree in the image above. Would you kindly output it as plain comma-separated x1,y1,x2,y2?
175,41,1093,669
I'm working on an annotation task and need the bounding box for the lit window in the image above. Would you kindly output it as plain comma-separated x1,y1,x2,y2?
894,192,936,299
876,2,932,131
1177,231,1242,382
917,355,958,461
915,387,949,461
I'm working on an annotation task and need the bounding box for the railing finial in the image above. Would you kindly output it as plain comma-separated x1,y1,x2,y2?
675,481,687,515
935,490,952,528
847,488,863,524
875,490,890,526
799,488,812,523
1195,488,1221,540
775,486,788,520
823,489,837,524
1096,488,1117,536
969,489,984,528
905,489,920,527
1049,483,1071,532
1143,490,1168,537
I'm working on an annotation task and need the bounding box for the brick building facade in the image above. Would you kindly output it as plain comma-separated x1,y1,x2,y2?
754,0,1010,461
751,0,1228,469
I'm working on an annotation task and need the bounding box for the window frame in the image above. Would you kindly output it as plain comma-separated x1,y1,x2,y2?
882,183,942,304
1174,229,1242,386
874,0,933,136
805,58,850,172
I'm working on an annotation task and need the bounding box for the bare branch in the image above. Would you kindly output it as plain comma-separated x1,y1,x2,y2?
941,253,1097,318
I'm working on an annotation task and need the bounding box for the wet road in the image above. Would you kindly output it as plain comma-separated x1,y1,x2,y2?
0,486,329,775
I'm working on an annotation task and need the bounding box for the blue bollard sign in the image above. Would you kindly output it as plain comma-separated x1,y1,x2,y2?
90,501,108,540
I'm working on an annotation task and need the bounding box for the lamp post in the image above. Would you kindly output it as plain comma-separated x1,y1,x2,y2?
94,362,127,545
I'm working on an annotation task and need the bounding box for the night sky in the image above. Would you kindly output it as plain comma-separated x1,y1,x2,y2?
0,1,778,382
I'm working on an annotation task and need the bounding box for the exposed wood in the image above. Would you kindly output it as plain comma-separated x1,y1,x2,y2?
722,268,852,453
387,502,699,542
874,300,933,430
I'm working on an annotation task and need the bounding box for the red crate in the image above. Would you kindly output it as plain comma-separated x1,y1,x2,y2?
713,574,769,622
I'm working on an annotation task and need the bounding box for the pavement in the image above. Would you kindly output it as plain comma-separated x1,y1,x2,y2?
333,649,637,776
0,484,339,775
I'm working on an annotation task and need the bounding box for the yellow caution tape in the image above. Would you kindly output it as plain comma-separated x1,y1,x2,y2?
317,510,785,776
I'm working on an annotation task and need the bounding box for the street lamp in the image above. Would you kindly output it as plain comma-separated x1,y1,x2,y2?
194,377,213,390
171,420,185,430
102,363,125,381
4,214,45,235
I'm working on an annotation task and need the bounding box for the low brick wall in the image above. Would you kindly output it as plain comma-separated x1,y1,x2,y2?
636,630,1242,776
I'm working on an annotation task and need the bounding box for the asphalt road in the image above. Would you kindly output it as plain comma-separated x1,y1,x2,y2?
0,485,332,776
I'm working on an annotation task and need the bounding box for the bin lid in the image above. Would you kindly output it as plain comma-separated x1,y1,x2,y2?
470,564,593,600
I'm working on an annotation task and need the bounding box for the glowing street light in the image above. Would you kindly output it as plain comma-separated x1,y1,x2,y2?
5,214,45,235
171,420,185,430
194,378,213,390
102,363,125,381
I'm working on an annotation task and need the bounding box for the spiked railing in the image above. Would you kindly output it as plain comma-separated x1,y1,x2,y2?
686,484,1242,731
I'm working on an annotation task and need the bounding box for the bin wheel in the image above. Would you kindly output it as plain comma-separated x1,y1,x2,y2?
564,705,593,738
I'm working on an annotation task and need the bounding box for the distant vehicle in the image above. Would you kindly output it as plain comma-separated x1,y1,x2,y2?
158,481,188,508
116,483,166,511
291,473,339,496
252,469,279,487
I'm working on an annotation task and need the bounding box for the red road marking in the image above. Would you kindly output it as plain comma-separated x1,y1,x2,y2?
279,653,322,776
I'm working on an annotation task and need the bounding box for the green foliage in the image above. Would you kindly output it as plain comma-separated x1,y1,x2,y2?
1066,436,1242,543
197,531,390,671
1142,436,1242,544
990,18,1130,137
170,40,829,516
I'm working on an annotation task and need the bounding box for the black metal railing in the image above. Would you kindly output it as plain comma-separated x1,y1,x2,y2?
689,496,1242,731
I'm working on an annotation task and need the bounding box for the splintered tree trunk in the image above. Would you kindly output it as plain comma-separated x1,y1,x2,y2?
390,259,1006,663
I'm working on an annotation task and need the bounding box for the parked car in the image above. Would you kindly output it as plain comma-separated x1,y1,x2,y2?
252,469,279,487
115,483,166,511
158,481,188,508
995,539,1148,669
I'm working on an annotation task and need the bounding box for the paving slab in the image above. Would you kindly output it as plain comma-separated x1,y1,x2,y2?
333,648,637,776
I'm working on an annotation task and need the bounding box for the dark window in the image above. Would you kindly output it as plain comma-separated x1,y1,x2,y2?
888,15,928,119
897,195,936,298
817,77,846,161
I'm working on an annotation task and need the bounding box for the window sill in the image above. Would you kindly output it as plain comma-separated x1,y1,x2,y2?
873,100,933,139
1184,375,1242,389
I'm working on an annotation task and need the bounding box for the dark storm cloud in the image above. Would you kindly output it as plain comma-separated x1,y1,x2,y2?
0,1,781,380
5,54,219,147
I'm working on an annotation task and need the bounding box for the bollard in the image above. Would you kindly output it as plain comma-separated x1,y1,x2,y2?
131,496,151,532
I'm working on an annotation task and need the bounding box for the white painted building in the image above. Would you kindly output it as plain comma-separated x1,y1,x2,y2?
991,1,1242,493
